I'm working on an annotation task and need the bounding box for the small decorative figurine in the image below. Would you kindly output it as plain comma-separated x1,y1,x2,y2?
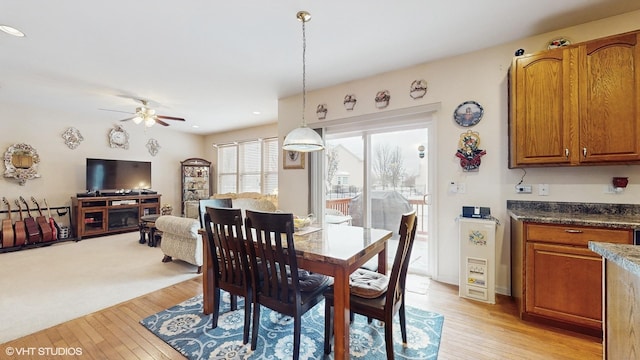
374,90,390,109
344,94,357,111
410,80,428,99
316,104,327,120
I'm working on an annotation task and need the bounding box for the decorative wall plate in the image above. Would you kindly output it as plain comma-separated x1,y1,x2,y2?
109,125,129,149
375,90,390,109
410,80,428,99
344,94,357,111
146,138,161,156
453,101,483,127
316,104,327,120
547,37,571,49
62,127,84,149
455,130,486,172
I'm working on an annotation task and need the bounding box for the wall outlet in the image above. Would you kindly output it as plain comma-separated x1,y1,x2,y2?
515,185,532,194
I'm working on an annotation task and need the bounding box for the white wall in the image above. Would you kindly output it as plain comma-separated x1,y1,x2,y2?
278,10,640,293
0,101,206,223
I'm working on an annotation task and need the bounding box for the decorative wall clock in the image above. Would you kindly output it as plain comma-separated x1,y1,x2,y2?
109,125,130,149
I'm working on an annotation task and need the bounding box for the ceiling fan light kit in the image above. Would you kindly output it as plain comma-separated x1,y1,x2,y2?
104,98,185,127
282,10,325,153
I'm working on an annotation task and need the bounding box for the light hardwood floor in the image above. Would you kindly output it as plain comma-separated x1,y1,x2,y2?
2,276,602,359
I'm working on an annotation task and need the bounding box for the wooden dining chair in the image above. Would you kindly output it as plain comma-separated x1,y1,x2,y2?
203,206,256,345
244,210,332,359
323,211,417,359
198,198,232,227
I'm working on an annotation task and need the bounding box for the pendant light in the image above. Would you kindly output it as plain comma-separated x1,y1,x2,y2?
282,11,325,152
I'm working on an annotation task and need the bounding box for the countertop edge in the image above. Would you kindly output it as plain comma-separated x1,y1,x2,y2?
588,242,640,277
508,210,640,229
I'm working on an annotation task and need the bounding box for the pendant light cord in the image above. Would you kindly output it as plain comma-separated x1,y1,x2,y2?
301,18,307,127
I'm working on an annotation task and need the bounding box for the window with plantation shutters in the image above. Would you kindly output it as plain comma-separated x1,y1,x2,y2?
216,137,278,195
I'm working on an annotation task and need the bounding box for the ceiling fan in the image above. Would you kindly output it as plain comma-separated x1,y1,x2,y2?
103,99,185,127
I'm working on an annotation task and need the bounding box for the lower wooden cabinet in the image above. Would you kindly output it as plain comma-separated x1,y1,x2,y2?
511,220,633,336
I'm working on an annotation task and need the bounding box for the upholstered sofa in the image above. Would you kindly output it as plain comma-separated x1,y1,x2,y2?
155,215,203,273
184,192,278,219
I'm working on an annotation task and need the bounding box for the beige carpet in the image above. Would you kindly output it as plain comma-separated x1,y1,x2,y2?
0,233,200,343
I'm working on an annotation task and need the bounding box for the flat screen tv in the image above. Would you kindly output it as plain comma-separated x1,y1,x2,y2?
86,158,151,191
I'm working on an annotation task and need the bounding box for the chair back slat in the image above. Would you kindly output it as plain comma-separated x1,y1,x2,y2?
204,206,253,291
244,210,301,311
385,211,417,307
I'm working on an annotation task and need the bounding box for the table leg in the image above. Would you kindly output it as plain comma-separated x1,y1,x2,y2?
202,236,213,315
378,241,387,274
139,222,146,244
332,266,350,360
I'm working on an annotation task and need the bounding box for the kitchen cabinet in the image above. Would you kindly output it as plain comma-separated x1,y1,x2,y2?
511,220,633,336
181,158,212,216
509,30,640,167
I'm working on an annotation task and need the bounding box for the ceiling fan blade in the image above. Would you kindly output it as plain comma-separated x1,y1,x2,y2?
156,115,185,121
154,118,170,126
99,108,135,114
119,116,137,122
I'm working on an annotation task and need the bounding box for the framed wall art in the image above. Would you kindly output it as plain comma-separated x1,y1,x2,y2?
283,150,305,169
453,100,483,127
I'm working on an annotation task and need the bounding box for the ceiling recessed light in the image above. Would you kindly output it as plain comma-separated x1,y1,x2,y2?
0,25,25,37
191,125,200,128
252,111,261,115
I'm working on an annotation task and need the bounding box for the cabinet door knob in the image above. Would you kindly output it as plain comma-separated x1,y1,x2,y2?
583,147,587,158
565,148,569,158
564,229,583,233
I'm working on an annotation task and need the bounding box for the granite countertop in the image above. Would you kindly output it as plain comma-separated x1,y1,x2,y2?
589,242,640,277
507,200,640,229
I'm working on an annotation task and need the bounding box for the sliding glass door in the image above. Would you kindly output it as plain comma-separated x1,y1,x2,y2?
321,123,433,276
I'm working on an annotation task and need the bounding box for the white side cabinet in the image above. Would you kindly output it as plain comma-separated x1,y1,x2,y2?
458,217,497,304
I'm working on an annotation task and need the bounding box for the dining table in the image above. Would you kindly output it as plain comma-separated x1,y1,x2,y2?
201,223,393,360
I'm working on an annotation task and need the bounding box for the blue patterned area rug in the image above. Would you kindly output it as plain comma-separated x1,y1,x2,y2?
140,293,443,359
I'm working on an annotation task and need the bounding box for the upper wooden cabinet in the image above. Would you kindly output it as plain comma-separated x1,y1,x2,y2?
509,30,640,167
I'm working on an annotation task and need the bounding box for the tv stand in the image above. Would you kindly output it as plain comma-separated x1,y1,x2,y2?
71,194,161,239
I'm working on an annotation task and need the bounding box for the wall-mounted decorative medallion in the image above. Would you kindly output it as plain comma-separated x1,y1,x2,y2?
453,100,483,127
344,94,357,111
146,138,161,156
4,143,41,185
410,80,428,99
109,125,130,149
316,104,327,120
62,127,84,149
455,130,486,172
375,90,390,109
